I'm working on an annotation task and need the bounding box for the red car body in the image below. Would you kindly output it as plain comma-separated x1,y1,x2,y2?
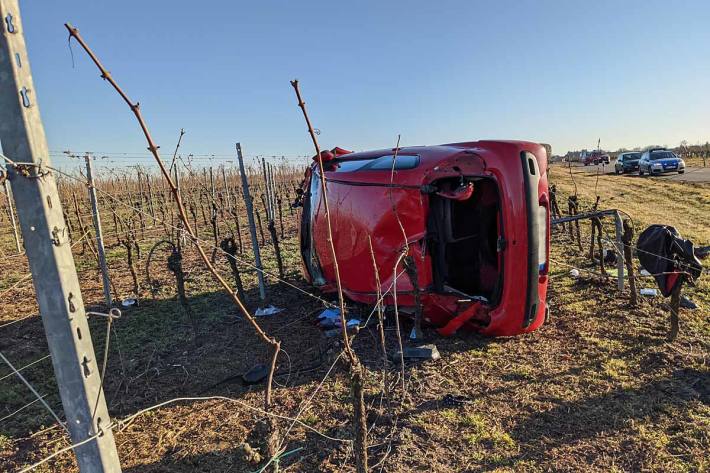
299,140,550,336
582,150,610,166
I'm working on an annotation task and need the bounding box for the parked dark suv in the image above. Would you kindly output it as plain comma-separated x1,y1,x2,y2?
614,151,641,174
638,148,685,176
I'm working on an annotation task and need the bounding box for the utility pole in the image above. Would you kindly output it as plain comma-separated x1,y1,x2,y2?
0,2,122,472
237,143,266,300
85,155,113,307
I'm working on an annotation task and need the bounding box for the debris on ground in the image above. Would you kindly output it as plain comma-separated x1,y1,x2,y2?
441,393,473,406
317,308,360,330
680,296,698,310
254,305,283,317
640,288,658,297
236,442,261,464
121,298,138,307
392,343,441,362
569,269,580,278
323,326,359,338
317,308,340,328
242,364,269,385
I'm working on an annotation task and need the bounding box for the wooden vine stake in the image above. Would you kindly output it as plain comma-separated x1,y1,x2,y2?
65,23,282,460
367,235,389,402
621,219,638,306
669,281,682,341
291,79,368,473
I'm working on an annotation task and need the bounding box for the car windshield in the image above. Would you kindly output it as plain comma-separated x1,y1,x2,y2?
332,154,419,172
650,151,676,161
624,153,640,160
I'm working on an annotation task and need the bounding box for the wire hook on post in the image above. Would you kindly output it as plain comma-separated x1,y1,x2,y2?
86,308,121,320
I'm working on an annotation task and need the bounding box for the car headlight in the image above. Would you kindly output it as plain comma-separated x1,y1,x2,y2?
652,163,662,168
679,160,685,167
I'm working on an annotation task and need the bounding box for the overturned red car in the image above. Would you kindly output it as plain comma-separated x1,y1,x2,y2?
299,140,550,336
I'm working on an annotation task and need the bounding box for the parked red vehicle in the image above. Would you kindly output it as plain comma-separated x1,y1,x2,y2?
582,150,610,166
299,140,550,337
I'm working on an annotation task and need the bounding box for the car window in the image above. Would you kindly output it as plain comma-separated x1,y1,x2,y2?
331,154,419,172
333,159,371,172
650,151,675,161
366,154,419,170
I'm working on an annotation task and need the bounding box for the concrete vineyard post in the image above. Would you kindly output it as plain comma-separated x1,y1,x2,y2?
0,1,122,471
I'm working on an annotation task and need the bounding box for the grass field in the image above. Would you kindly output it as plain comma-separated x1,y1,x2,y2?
0,162,708,472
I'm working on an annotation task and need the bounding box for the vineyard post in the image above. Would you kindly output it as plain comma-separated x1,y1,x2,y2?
622,218,638,306
209,165,216,201
85,155,113,307
173,165,185,246
613,211,624,291
263,161,284,279
221,165,231,213
269,164,278,223
261,158,269,216
136,166,146,238
268,162,277,219
2,177,21,253
146,173,155,223
237,143,266,300
0,1,122,470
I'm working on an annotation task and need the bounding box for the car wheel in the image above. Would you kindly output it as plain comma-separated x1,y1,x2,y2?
679,170,685,174
615,168,621,174
639,169,644,176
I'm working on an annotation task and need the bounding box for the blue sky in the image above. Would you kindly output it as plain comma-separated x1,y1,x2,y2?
15,0,710,169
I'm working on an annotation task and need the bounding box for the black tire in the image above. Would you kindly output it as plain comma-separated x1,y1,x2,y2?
639,169,644,176
615,168,621,175
679,170,685,174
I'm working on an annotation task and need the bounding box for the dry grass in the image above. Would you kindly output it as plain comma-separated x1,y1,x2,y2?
0,163,708,472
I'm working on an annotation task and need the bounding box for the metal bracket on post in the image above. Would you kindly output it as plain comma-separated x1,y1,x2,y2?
0,1,121,471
